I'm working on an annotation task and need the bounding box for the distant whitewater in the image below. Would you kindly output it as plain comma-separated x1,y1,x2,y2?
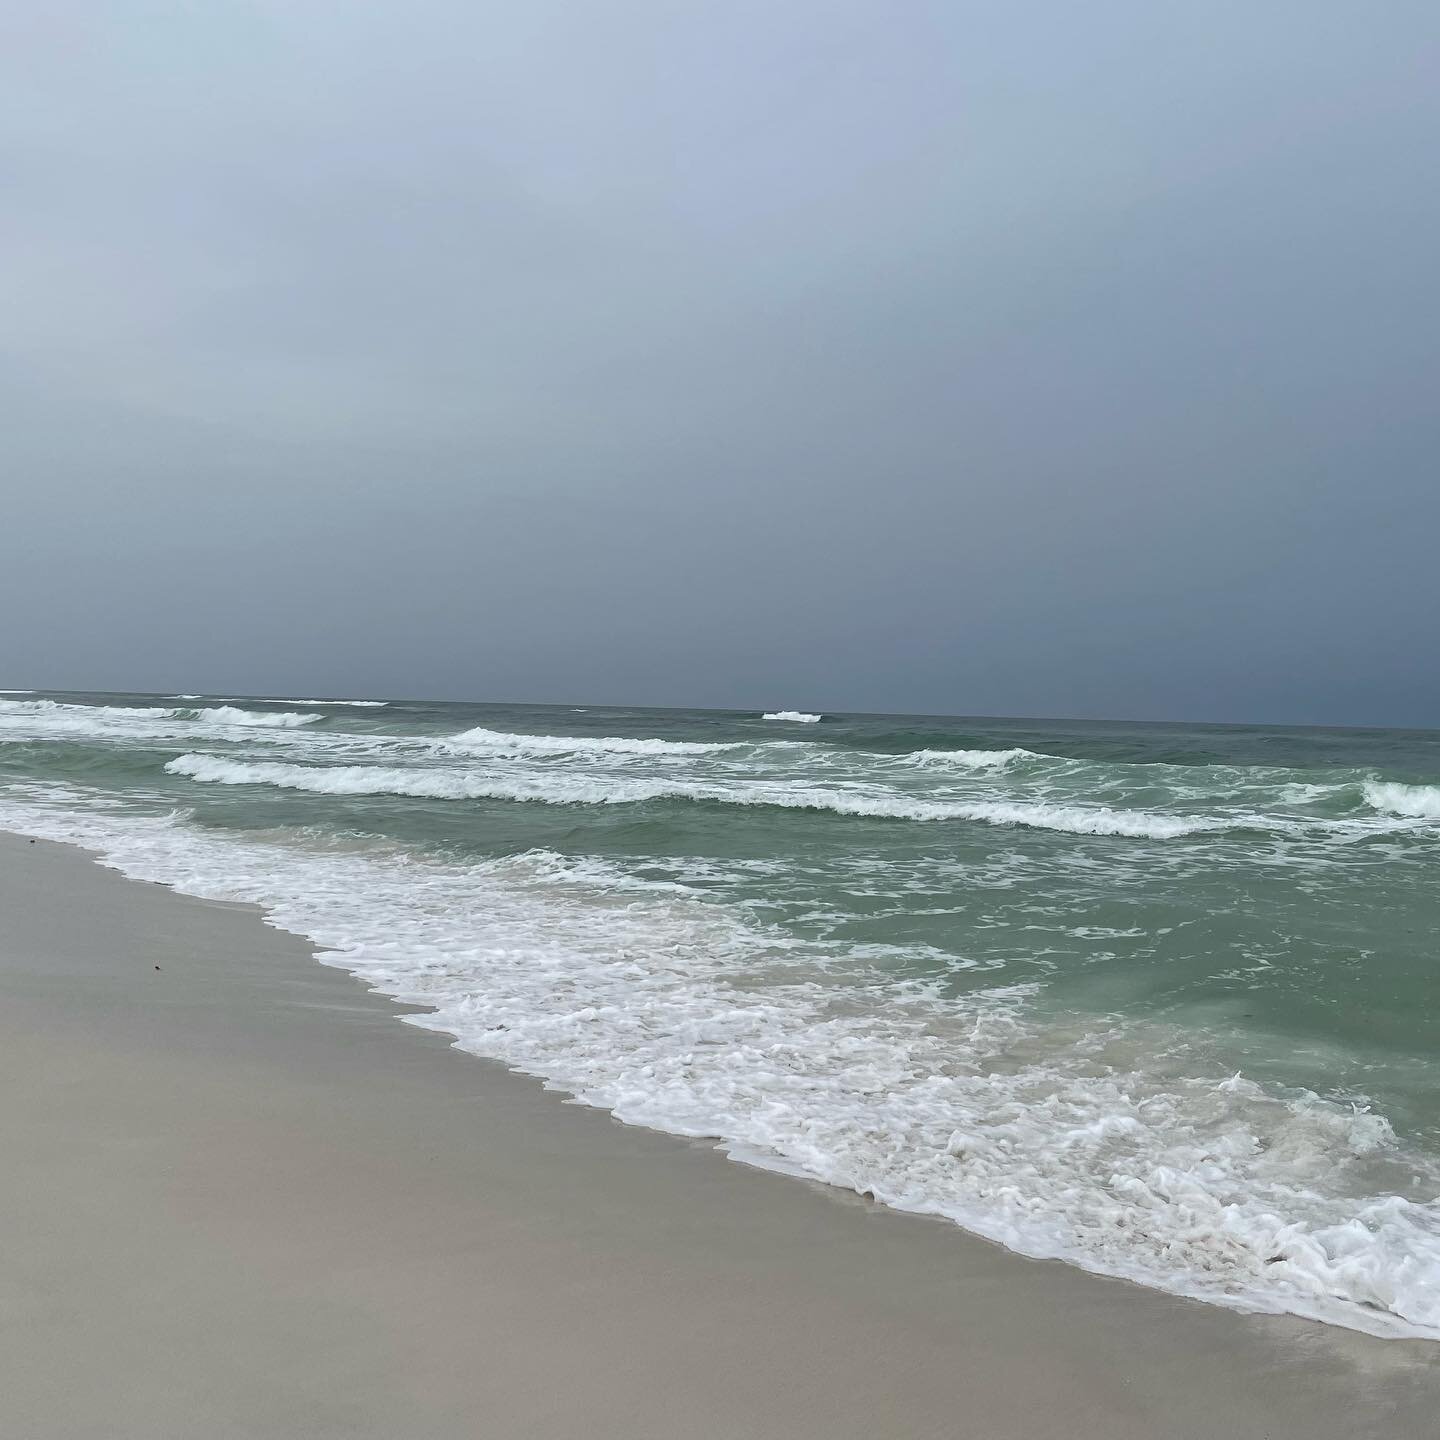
289,698,389,707
2,690,1438,1341
0,697,322,739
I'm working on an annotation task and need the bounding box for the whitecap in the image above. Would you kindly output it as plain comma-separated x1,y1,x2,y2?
447,726,743,757
188,706,321,728
1364,780,1440,820
908,747,1036,768
163,753,1225,837
0,698,321,739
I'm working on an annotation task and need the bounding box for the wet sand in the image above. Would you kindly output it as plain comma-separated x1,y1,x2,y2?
1,830,1435,1438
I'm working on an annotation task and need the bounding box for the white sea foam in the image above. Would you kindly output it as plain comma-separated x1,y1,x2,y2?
764,711,822,723
933,799,1221,838
0,698,321,740
1364,781,1440,820
189,706,321,728
1,789,1436,1342
167,694,203,700
287,699,389,707
909,747,1036,768
447,726,743,757
0,699,178,721
164,753,1226,837
0,700,184,741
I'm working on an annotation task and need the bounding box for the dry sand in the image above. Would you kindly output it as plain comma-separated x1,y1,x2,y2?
1,830,1436,1438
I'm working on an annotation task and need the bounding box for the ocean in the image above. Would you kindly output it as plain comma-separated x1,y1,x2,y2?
1,690,1436,1339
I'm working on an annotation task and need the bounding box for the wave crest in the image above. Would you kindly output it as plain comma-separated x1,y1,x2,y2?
908,747,1036,768
1364,781,1440,819
763,711,822,723
1,699,178,720
0,698,322,735
188,706,321,728
164,754,1221,837
447,726,742,757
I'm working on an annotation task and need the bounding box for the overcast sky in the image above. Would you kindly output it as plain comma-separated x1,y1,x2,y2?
2,2,1437,725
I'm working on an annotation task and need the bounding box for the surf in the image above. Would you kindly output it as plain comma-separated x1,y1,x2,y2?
1,790,1435,1342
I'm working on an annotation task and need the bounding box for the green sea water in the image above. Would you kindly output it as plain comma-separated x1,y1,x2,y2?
1,690,1436,1337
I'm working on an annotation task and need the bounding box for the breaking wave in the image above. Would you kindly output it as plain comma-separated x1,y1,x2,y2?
1,699,178,721
764,710,822,723
908,747,1036,768
0,698,321,737
188,706,321,728
163,753,1223,837
1365,781,1440,820
447,726,744,757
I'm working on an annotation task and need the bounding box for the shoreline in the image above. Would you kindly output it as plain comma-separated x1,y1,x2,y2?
2,828,1437,1437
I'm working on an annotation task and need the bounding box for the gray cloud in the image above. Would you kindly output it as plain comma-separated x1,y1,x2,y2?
3,1,1437,724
